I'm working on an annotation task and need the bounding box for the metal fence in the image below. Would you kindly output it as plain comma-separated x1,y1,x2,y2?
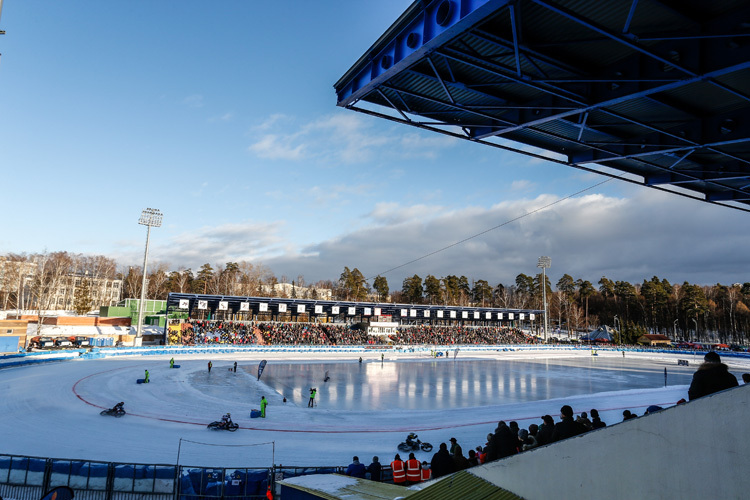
0,453,354,500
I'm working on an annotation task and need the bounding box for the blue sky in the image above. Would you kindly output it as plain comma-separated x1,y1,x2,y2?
1,1,748,289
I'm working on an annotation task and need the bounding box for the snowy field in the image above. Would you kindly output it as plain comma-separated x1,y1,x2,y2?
1,349,747,469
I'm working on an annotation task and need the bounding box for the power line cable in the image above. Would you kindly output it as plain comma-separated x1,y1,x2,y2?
369,178,613,280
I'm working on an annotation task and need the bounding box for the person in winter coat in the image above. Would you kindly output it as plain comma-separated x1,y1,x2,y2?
345,456,367,478
576,411,593,431
367,457,382,482
688,351,739,400
144,370,150,383
390,454,406,485
452,446,470,470
486,421,518,462
590,409,606,429
551,405,586,442
430,443,456,479
535,415,555,446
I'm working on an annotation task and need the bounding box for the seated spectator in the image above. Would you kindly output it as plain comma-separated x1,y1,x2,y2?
367,456,382,482
453,445,470,470
742,373,750,384
346,456,367,478
688,351,739,400
576,411,593,431
590,409,606,429
551,405,586,442
467,449,479,467
524,424,539,450
622,410,636,421
536,415,555,446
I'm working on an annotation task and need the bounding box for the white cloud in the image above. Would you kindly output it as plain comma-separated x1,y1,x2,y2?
183,94,204,108
246,113,458,165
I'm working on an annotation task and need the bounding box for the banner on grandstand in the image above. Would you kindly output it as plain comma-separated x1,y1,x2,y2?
400,309,407,316
410,309,417,317
462,311,468,319
259,302,268,312
257,360,267,380
424,310,430,318
519,313,525,320
240,302,250,311
508,313,514,320
498,313,503,320
364,307,371,316
278,304,287,313
297,304,305,313
179,299,189,309
530,313,535,320
486,312,492,320
437,310,443,318
332,306,340,315
198,300,208,310
374,307,381,316
218,301,228,310
473,311,480,319
450,311,456,318
315,305,323,314
347,307,356,316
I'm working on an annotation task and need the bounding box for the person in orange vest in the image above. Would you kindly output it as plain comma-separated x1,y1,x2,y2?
390,454,406,485
420,461,431,482
404,452,422,485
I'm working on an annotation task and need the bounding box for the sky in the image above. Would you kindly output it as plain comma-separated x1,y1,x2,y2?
1,1,748,290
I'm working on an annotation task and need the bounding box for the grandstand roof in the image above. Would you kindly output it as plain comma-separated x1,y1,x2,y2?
335,0,750,211
166,293,541,323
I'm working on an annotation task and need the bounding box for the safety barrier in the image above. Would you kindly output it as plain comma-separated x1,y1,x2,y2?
0,453,355,500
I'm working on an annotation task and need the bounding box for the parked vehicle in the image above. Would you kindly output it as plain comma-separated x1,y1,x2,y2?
54,337,73,347
29,336,55,349
73,336,91,347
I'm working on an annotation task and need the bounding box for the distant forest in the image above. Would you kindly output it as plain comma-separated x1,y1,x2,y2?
2,251,749,343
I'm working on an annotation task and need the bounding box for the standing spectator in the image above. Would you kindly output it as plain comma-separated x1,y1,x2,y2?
144,369,150,383
233,361,237,373
367,456,382,482
260,396,268,418
346,456,367,478
590,409,606,429
390,454,406,485
536,415,555,446
208,361,212,373
404,453,421,485
170,358,174,368
551,405,585,442
430,443,456,478
688,351,739,400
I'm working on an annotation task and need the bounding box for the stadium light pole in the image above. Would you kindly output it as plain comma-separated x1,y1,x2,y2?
537,256,551,343
136,208,163,343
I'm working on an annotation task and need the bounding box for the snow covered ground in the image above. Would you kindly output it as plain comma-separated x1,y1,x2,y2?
1,348,747,469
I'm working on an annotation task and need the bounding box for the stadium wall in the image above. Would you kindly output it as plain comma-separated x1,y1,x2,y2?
470,383,750,499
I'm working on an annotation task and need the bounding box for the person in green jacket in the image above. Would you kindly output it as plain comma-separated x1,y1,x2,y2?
308,388,317,408
144,369,150,383
169,358,174,368
260,396,268,418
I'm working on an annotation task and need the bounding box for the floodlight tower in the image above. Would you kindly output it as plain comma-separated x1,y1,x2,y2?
136,208,162,341
537,256,551,342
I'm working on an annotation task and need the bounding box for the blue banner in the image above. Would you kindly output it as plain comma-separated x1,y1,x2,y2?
257,359,267,380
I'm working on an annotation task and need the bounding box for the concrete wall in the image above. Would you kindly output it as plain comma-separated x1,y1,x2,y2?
471,384,749,499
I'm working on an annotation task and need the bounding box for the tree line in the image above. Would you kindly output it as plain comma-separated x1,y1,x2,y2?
2,252,749,343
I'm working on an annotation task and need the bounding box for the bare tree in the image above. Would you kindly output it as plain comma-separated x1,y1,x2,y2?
29,251,74,332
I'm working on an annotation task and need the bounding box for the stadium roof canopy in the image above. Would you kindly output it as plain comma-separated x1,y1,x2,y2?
335,0,750,211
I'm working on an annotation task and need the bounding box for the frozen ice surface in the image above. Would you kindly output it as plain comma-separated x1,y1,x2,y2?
0,349,744,468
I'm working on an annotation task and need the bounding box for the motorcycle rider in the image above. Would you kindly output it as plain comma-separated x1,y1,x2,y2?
220,412,232,428
406,433,419,449
113,402,125,413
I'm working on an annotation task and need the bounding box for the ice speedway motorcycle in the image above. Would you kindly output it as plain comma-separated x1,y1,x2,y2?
398,433,433,452
100,404,126,418
207,414,239,432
